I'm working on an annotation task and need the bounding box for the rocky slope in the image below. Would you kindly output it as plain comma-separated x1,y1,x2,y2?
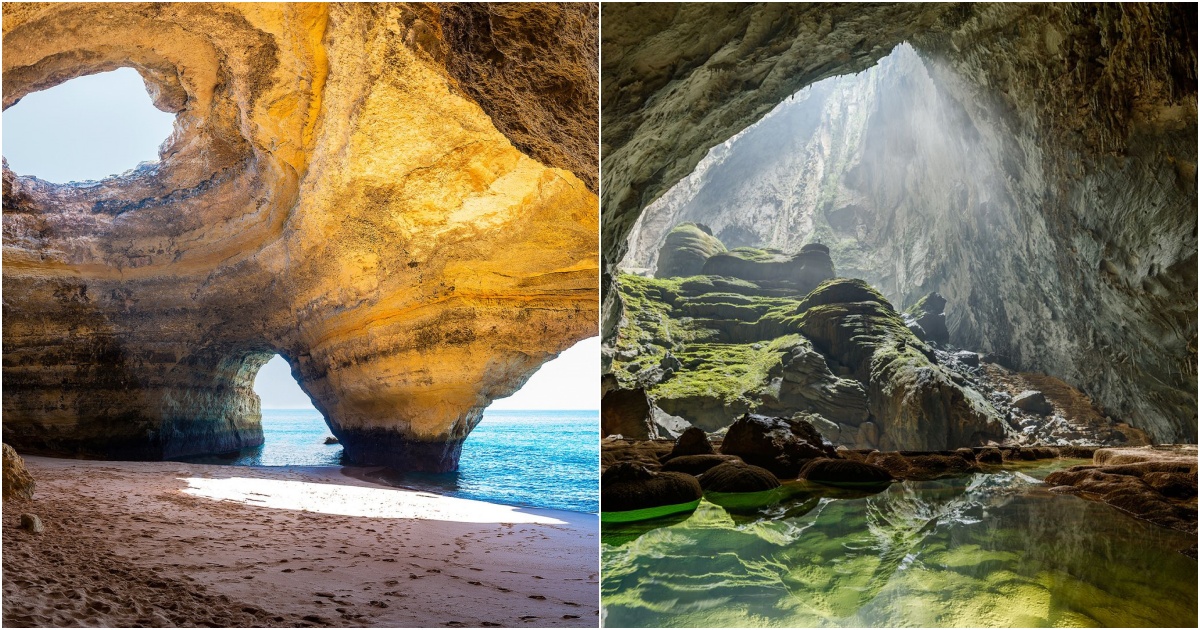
2,3,598,471
602,4,1196,443
611,229,1144,452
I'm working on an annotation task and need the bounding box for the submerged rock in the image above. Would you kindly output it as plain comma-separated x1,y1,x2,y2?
601,462,702,513
697,460,781,493
976,446,1004,464
2,444,35,501
865,451,981,480
719,414,836,478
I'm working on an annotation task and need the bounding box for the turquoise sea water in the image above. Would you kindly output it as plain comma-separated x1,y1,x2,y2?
179,409,598,513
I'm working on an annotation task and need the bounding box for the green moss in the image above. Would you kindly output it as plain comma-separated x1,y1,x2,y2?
798,277,895,312
678,275,768,297
650,335,801,404
724,246,788,263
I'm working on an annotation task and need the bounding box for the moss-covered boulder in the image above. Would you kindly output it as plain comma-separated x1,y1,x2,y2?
650,339,794,431
601,462,703,519
3,443,35,501
655,222,727,278
797,278,1008,451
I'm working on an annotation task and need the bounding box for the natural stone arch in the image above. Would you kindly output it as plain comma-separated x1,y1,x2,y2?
2,3,599,471
601,3,1196,442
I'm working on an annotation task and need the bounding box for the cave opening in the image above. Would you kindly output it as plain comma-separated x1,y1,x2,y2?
246,353,339,466
375,335,601,514
1,67,175,184
610,38,1195,449
620,42,985,306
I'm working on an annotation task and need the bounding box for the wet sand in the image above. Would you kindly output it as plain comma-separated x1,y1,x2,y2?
2,456,598,627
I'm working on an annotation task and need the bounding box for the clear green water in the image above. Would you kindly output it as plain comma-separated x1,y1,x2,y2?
601,461,1197,627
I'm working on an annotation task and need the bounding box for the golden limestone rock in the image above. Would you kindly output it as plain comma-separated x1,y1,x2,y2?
2,3,598,471
3,444,36,501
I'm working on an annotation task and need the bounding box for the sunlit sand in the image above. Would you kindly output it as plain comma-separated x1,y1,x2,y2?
181,475,568,525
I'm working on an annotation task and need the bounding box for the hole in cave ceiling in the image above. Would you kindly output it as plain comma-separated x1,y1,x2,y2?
2,67,176,184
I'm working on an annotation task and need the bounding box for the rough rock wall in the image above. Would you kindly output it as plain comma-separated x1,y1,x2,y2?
602,3,1197,443
2,2,598,471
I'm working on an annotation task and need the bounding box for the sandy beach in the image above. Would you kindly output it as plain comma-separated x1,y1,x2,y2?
2,456,598,627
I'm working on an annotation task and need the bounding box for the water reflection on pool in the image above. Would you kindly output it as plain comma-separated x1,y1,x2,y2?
601,461,1197,627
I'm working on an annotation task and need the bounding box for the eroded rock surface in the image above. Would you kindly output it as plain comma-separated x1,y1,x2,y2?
2,3,598,471
603,3,1197,444
1046,445,1198,534
611,226,1146,454
2,444,35,501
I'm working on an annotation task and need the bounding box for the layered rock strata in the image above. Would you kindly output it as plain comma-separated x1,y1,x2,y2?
602,3,1197,443
613,226,1140,452
1046,446,1198,534
2,3,598,471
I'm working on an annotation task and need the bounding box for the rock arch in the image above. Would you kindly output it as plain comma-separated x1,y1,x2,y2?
2,3,599,471
601,3,1196,442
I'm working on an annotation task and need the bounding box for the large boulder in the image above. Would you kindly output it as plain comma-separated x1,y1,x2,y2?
601,387,655,439
904,293,949,345
655,223,727,278
662,427,715,460
2,443,35,501
759,339,871,435
601,462,703,513
797,278,1009,451
697,460,781,493
719,414,837,478
1012,390,1053,415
